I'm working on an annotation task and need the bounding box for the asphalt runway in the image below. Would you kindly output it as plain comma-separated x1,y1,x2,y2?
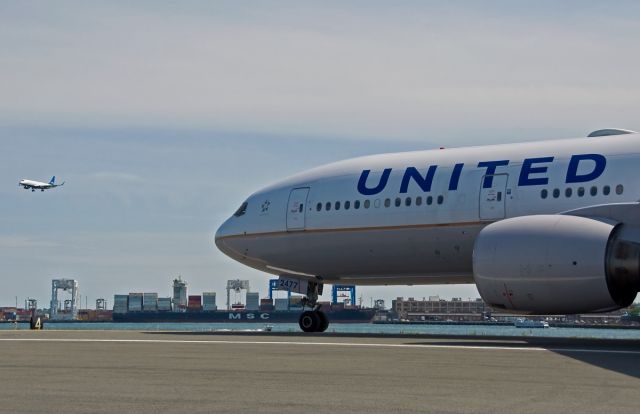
0,331,638,414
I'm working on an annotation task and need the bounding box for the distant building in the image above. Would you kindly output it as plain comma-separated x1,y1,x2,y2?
392,296,487,321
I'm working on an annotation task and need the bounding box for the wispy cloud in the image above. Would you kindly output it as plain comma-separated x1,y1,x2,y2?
1,2,639,139
0,236,61,249
88,172,147,184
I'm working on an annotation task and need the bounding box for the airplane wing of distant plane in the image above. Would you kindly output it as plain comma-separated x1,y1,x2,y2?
19,176,65,192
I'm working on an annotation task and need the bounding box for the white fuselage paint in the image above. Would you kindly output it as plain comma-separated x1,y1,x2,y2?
19,179,54,189
215,134,640,286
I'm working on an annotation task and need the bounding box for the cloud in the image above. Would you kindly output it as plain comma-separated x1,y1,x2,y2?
0,2,639,140
88,172,147,184
0,236,61,249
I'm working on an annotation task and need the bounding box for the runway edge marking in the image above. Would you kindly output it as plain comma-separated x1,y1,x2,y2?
0,337,638,355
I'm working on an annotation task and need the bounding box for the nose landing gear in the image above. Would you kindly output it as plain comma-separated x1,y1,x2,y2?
297,281,329,333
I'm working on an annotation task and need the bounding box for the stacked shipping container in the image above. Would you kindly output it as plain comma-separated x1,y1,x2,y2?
113,295,128,314
202,292,217,311
188,295,202,311
246,292,260,311
128,293,143,312
143,293,158,311
157,298,172,311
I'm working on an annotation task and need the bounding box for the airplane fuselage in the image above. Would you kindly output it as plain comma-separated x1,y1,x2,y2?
215,134,640,286
19,179,54,189
19,176,63,191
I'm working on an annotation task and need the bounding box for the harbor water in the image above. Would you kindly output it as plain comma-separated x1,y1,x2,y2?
2,322,640,340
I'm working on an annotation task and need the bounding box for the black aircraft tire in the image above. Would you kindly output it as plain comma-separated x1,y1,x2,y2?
317,311,329,332
299,311,319,332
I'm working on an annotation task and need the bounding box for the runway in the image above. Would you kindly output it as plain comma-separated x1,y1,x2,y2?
0,331,638,414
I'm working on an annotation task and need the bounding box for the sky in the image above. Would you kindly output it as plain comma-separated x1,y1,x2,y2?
1,1,640,308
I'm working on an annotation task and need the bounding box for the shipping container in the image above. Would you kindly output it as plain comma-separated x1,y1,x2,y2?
113,294,129,314
3,312,17,321
331,303,345,311
128,293,143,312
143,293,158,311
274,298,289,311
188,295,202,311
157,298,172,311
246,292,260,311
202,292,217,311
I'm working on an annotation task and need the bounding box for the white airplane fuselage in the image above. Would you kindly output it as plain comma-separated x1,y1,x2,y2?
215,133,640,300
20,179,52,188
19,177,62,191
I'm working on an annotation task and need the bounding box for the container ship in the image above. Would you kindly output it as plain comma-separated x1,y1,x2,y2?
111,278,376,324
112,307,374,323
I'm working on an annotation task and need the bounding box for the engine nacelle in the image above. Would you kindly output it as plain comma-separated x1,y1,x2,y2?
473,215,640,314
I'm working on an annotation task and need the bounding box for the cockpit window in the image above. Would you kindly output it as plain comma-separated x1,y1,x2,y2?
234,202,248,217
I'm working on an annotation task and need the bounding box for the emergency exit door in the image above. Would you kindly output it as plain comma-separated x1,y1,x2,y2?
286,187,309,230
479,174,508,220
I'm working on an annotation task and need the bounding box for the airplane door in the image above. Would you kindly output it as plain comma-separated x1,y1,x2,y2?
479,174,508,220
286,187,309,230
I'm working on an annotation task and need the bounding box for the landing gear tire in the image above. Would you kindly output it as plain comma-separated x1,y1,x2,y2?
317,311,329,332
299,311,320,332
298,310,329,333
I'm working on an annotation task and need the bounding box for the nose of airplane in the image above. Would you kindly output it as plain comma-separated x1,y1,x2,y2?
215,217,244,260
214,218,232,253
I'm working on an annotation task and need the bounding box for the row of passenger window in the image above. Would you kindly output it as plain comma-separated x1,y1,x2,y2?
541,184,624,199
314,184,626,212
315,195,446,212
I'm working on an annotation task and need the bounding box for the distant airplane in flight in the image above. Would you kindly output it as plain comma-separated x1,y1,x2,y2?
19,176,65,192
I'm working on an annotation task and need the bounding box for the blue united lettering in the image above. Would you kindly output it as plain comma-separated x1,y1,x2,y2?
356,153,607,195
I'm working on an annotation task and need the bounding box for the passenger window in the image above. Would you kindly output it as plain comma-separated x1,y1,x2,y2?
364,200,370,209
316,202,322,212
335,201,341,210
590,186,597,196
395,197,401,207
299,204,304,213
565,188,572,198
603,185,610,196
437,195,444,205
325,202,331,211
354,200,361,209
416,196,422,206
578,187,585,197
616,184,624,195
384,198,391,208
541,189,548,199
374,199,381,208
553,189,560,198
405,197,412,206
345,200,351,210
427,196,433,205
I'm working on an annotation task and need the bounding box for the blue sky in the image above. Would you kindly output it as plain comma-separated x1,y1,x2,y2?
1,2,639,308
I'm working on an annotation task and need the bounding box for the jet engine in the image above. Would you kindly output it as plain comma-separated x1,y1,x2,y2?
473,215,640,314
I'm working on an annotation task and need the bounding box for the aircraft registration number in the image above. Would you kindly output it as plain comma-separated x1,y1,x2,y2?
277,277,308,294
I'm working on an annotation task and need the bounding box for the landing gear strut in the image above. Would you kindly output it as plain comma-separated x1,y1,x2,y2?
298,281,329,333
